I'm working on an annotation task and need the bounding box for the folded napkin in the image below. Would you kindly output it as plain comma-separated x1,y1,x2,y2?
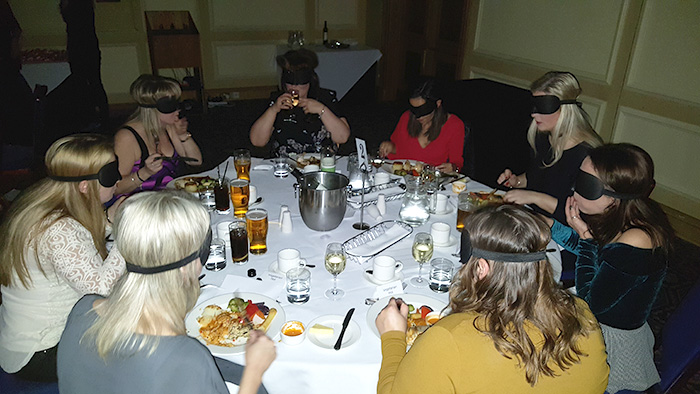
346,224,411,257
252,164,273,171
221,274,285,300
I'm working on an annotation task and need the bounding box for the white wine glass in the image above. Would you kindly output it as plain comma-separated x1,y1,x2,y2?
324,242,346,300
410,232,433,287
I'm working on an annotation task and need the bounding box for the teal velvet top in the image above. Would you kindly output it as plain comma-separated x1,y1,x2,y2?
551,220,666,330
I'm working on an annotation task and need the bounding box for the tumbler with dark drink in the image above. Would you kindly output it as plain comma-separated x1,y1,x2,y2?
228,219,248,264
214,178,230,214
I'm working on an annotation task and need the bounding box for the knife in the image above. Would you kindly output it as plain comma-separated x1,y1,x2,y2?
334,308,355,350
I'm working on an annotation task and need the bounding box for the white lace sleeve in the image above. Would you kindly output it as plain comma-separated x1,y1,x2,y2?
37,217,125,296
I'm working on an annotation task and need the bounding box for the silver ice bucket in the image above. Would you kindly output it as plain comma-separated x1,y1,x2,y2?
294,172,349,231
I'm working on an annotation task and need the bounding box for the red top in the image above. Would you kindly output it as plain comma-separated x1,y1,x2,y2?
387,111,465,170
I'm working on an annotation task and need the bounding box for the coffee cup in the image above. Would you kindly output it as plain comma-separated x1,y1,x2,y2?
216,221,233,243
248,185,257,205
431,222,451,246
277,248,306,273
374,172,390,185
435,194,448,213
372,255,403,282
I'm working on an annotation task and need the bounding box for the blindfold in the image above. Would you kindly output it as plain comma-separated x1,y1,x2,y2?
460,228,552,264
409,99,437,118
574,170,644,201
531,95,581,115
139,96,181,114
281,69,313,86
126,229,212,275
48,160,122,188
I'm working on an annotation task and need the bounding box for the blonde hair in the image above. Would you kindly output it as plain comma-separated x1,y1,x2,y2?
449,205,598,386
126,74,181,143
84,191,209,359
0,134,114,288
527,71,602,166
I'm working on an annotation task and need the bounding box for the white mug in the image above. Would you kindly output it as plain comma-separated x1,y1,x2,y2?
435,194,448,213
278,248,306,273
431,222,451,245
372,255,403,281
216,221,233,243
248,185,257,205
374,172,390,185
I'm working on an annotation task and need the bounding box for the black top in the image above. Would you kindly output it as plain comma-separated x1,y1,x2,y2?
527,133,592,223
267,88,343,156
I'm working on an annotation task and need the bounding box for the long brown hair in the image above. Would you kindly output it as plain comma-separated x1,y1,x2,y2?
0,134,113,288
407,77,449,142
450,205,598,386
584,143,674,249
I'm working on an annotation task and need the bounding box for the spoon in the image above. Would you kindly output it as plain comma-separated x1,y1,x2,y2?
248,197,263,207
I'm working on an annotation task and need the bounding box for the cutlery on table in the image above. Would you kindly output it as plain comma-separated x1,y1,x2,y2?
334,308,355,350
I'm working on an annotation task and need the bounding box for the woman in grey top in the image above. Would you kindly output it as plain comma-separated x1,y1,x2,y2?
57,191,276,394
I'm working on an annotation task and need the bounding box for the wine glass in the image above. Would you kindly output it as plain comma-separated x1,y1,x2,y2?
289,89,300,107
324,242,346,300
410,232,433,287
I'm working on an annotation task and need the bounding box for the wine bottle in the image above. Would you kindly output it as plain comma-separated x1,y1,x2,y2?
323,21,329,45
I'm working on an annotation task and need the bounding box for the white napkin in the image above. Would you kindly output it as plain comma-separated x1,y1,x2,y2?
252,164,273,171
221,274,285,300
347,225,410,256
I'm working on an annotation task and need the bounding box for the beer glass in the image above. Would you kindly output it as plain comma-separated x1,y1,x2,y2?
234,149,251,181
456,191,475,232
228,219,248,264
230,178,249,217
246,208,268,255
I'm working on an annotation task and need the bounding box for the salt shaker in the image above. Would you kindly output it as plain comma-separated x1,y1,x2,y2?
281,210,293,233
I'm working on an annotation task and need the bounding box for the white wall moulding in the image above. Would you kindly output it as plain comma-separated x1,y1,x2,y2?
626,1,700,105
210,0,306,31
614,107,700,219
316,0,359,27
469,68,530,89
101,45,142,97
473,0,627,83
212,42,278,83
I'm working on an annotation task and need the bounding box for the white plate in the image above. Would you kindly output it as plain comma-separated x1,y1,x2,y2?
433,235,458,248
268,260,306,276
307,315,361,349
432,205,454,215
185,292,285,355
363,269,404,286
166,175,216,191
366,294,448,338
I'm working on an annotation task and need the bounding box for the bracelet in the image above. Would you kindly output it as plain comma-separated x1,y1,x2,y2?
319,107,326,117
130,174,138,184
135,170,146,182
180,132,192,143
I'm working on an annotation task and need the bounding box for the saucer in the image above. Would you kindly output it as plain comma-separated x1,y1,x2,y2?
432,205,454,215
433,235,458,248
268,260,305,276
363,269,404,285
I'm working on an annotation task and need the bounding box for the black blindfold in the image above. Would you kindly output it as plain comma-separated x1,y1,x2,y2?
409,99,437,118
282,69,313,86
574,170,644,201
139,96,181,114
126,229,212,275
531,95,581,115
48,160,122,188
460,228,552,264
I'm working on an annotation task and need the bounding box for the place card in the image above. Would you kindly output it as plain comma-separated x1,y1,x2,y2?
372,279,405,299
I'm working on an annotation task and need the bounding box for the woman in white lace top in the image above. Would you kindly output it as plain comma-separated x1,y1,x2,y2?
0,134,126,382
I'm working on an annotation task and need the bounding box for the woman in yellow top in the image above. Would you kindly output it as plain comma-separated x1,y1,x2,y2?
375,204,609,393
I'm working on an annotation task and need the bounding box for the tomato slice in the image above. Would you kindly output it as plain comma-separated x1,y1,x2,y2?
419,305,433,319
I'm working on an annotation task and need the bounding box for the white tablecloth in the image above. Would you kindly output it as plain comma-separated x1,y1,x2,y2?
194,157,560,394
277,45,382,100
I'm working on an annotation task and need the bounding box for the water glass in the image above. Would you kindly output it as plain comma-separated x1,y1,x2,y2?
272,158,290,178
429,258,454,293
205,238,227,271
286,267,311,304
198,187,216,212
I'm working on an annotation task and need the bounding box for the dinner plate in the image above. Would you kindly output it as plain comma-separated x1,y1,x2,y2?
366,294,448,338
185,292,285,355
433,235,458,248
363,269,404,286
166,175,216,191
307,315,361,349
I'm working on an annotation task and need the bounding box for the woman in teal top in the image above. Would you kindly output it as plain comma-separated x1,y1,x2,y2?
547,143,674,393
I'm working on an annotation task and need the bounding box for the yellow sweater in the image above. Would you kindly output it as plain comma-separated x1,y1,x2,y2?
378,298,609,394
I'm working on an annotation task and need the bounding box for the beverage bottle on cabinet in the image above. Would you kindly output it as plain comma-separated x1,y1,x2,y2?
323,21,329,45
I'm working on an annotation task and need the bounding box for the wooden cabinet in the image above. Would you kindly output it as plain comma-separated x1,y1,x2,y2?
379,0,469,101
145,11,205,112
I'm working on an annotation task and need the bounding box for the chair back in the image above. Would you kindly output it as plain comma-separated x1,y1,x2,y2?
0,369,59,394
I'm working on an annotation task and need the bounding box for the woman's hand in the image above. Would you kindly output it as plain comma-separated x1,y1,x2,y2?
565,196,592,239
375,297,409,335
378,141,396,158
437,162,456,174
166,116,189,138
142,153,164,177
298,97,324,115
272,93,294,113
503,189,542,206
497,169,524,188
244,330,276,374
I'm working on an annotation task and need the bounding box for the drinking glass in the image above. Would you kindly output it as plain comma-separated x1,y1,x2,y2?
214,178,230,214
246,208,268,255
286,267,311,304
205,238,226,271
429,258,454,293
230,178,249,217
410,232,433,287
198,186,216,212
228,219,248,264
290,89,300,107
456,191,475,232
324,242,346,300
234,149,251,181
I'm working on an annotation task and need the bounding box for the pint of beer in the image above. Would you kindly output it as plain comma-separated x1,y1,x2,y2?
234,149,251,181
456,191,475,232
230,178,250,217
246,208,268,255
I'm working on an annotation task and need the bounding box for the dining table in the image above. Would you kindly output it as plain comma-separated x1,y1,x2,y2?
189,156,562,394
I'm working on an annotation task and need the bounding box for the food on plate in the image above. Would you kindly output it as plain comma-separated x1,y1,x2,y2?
295,154,321,168
405,304,441,347
452,180,467,194
468,191,504,207
309,323,334,337
281,321,305,337
174,176,217,192
390,160,426,176
197,297,277,347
